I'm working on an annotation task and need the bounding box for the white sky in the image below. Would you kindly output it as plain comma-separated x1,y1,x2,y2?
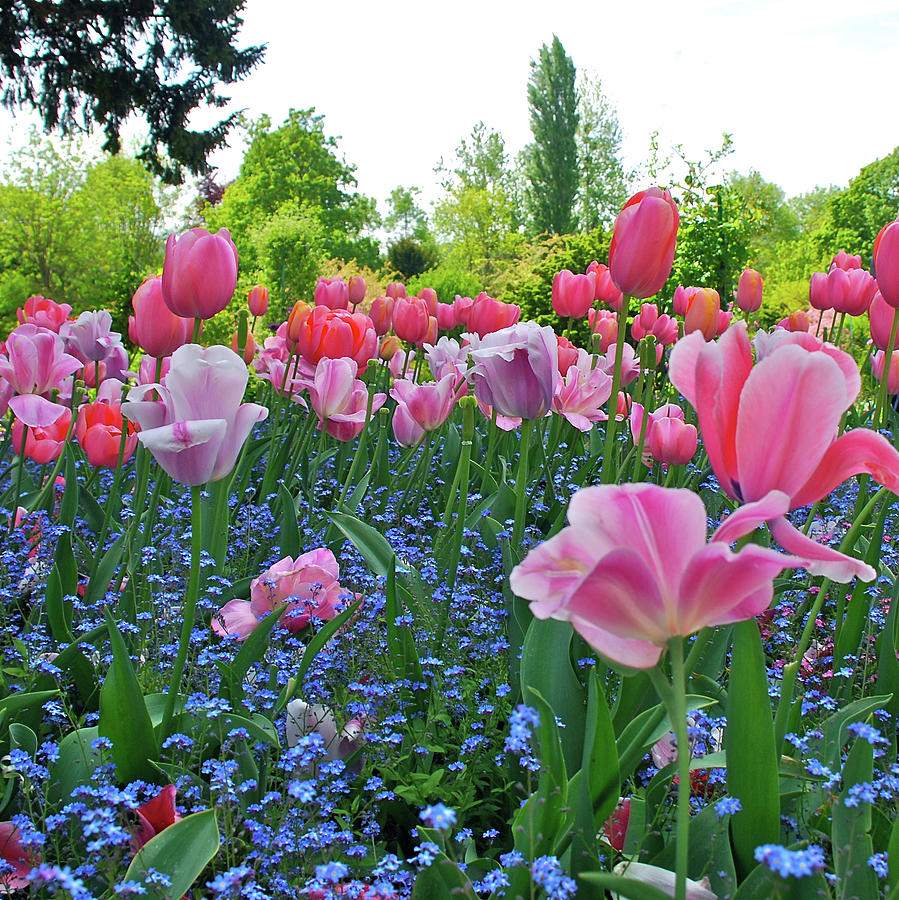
3,0,898,218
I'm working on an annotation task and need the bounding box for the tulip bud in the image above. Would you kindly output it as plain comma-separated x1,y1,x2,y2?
379,334,401,360
418,287,438,317
231,329,256,365
286,301,313,345
736,268,763,312
247,285,269,317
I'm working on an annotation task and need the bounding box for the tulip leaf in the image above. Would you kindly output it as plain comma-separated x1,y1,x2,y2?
578,873,671,900
8,723,38,758
833,733,877,899
277,483,301,558
520,617,586,775
330,511,395,576
818,694,892,772
125,809,220,899
727,619,780,879
47,726,102,805
83,533,126,606
222,605,288,709
98,607,159,785
59,447,79,526
45,529,77,643
0,690,57,718
731,856,829,899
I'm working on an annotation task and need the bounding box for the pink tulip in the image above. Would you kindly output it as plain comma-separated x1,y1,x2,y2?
596,342,640,387
422,315,438,347
551,359,613,431
129,276,193,358
391,374,457,437
392,297,431,344
873,219,899,308
368,296,394,336
453,294,475,327
314,277,350,310
247,284,270,317
672,285,691,316
468,322,559,420
681,288,721,341
556,335,580,375
424,336,470,388
630,403,696,465
869,291,899,350
871,350,899,393
436,301,457,331
810,267,877,316
776,310,810,332
716,309,732,336
736,268,763,313
296,306,377,374
308,357,359,421
466,292,521,337
348,275,367,306
552,269,596,318
418,287,438,317
161,227,238,319
609,188,679,299
76,400,138,468
12,407,71,463
510,483,808,668
830,250,862,271
323,380,386,442
587,260,625,310
16,295,72,332
588,308,619,352
379,334,401,361
0,822,36,890
213,549,346,640
122,344,268,485
386,281,406,299
138,355,171,385
669,323,899,581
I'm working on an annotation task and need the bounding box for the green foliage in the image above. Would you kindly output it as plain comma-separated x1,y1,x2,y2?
387,238,437,281
503,229,609,340
406,259,483,304
524,36,580,235
0,1,264,183
576,73,630,231
385,185,430,242
0,131,164,333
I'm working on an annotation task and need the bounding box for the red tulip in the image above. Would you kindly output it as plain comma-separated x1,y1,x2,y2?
0,822,37,890
609,188,679,299
247,285,269,317
76,401,138,468
296,307,377,373
161,227,238,319
134,785,182,849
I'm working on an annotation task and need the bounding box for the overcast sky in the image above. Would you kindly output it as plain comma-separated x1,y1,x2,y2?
3,0,898,217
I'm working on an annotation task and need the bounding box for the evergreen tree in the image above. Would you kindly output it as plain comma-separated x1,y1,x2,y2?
524,36,579,235
0,1,263,183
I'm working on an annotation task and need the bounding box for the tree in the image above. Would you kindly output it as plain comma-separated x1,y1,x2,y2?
385,186,428,241
387,238,437,280
433,123,524,290
203,110,380,321
0,131,165,331
523,36,579,235
0,1,264,183
575,73,630,230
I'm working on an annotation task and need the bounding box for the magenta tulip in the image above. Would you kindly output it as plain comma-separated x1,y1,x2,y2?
552,269,596,318
869,291,899,350
609,188,679,299
670,323,899,581
122,344,268,485
871,350,899,394
510,483,808,668
314,277,350,310
830,250,862,271
161,227,238,319
129,276,193,358
468,322,559,420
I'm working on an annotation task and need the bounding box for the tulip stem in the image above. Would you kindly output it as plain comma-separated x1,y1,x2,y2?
600,297,630,484
877,308,899,429
7,428,28,537
160,484,202,740
89,423,131,580
511,418,534,553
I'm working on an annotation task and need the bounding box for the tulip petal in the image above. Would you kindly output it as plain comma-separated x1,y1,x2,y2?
677,542,806,633
769,516,875,583
735,345,847,501
138,418,227,486
568,618,663,669
211,598,260,641
790,428,899,509
711,490,791,545
9,393,69,428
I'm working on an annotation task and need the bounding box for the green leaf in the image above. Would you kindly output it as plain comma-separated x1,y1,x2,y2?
9,723,37,758
45,530,77,643
78,483,106,533
125,809,220,899
520,617,586,774
727,619,780,880
731,856,829,899
833,735,877,899
818,694,893,772
98,608,158,784
0,690,58,718
887,811,899,895
47,726,102,805
83,533,126,605
578,873,672,900
329,511,395,576
59,447,80,527
277,483,301,558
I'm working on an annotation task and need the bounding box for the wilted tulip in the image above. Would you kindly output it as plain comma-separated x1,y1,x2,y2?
130,276,193,358
736,268,763,313
247,284,269,317
161,227,238,320
609,188,679,299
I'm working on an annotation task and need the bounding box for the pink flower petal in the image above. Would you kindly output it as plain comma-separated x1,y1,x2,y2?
211,598,260,641
711,490,791,545
8,394,69,428
769,516,875,583
569,618,663,669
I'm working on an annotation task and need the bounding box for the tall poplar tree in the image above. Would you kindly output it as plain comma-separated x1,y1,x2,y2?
524,36,579,235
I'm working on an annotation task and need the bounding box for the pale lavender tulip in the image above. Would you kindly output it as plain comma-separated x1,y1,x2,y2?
61,310,122,363
510,483,808,669
122,344,268,485
613,862,717,899
308,357,359,422
467,322,559,420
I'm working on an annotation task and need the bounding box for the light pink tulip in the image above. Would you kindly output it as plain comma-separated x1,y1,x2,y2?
612,862,717,900
510,483,808,668
468,322,559,420
122,344,268,485
596,342,640,387
308,357,360,422
425,337,470,389
871,350,899,394
552,362,613,431
390,374,457,443
129,276,193,358
286,699,366,765
392,403,425,447
630,403,696,465
213,549,346,640
868,291,899,350
161,227,238,320
670,323,899,581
